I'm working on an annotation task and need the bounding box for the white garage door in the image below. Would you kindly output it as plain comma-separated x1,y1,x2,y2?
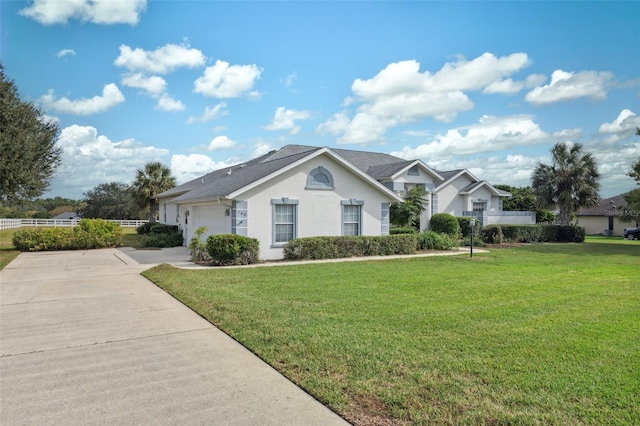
189,205,230,243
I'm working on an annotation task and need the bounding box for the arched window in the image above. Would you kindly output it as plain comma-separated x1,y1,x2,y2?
306,166,334,190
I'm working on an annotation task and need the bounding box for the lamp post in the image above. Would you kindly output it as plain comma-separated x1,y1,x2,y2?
469,217,476,258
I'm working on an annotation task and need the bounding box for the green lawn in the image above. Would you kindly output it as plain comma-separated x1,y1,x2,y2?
143,239,640,425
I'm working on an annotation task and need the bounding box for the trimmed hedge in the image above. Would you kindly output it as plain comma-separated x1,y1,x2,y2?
12,219,123,251
141,224,183,248
430,213,460,237
456,217,481,238
206,234,260,266
283,234,417,260
480,224,585,244
390,227,418,235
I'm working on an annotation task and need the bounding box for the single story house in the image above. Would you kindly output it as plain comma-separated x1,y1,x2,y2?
576,193,637,236
157,144,534,260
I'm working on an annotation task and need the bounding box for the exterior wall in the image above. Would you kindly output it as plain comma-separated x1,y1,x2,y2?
240,154,396,260
435,175,472,216
159,199,232,245
577,215,637,236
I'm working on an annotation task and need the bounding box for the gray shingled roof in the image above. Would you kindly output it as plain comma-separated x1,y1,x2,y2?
158,144,507,203
163,146,320,203
366,161,416,179
577,194,628,216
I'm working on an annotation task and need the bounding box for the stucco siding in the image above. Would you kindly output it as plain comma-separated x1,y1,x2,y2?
577,215,636,236
240,154,394,259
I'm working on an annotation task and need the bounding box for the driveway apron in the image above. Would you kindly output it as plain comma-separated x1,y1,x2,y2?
0,248,348,425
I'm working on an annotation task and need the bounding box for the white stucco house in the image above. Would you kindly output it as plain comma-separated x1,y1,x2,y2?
157,144,534,260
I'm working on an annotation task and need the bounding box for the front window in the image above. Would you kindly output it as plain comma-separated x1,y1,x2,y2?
274,204,296,243
342,201,363,236
272,198,299,246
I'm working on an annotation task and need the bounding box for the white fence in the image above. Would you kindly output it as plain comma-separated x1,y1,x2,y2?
463,211,536,226
0,219,148,231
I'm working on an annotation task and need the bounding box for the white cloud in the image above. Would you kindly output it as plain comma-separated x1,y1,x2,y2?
251,141,274,158
155,95,185,112
264,107,311,135
193,60,263,98
187,102,228,124
121,73,185,112
207,135,236,151
121,72,166,96
115,43,205,74
170,154,234,184
48,124,168,197
317,52,531,144
525,70,613,105
482,74,544,95
20,0,146,25
40,83,125,115
56,49,76,58
598,109,640,134
390,115,549,159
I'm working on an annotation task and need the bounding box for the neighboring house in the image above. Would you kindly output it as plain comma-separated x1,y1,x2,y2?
51,211,81,220
576,194,637,236
157,144,534,260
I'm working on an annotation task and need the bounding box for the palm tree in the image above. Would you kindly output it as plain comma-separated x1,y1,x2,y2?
532,142,600,226
132,161,176,223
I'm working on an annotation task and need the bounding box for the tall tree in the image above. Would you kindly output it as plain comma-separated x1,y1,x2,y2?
532,142,600,226
494,184,556,223
80,182,142,220
132,161,176,223
0,64,61,203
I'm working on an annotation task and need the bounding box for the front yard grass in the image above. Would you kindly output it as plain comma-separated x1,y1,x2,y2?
143,239,640,425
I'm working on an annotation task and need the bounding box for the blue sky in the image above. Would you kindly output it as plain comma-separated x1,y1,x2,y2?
2,0,639,199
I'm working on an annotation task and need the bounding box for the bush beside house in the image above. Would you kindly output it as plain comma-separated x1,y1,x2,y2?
136,222,183,248
206,234,260,266
284,234,417,260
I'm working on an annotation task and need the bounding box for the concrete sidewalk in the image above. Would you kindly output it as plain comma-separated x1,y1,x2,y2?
0,249,348,425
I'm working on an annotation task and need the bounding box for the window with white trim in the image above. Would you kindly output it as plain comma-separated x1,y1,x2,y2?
341,199,363,236
272,198,298,245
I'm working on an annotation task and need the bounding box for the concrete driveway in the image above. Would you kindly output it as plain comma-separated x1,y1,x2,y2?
0,248,348,425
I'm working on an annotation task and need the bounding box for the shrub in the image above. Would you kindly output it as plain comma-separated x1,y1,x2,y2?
206,234,260,266
479,224,585,244
390,227,418,235
430,213,460,237
12,219,123,251
284,234,417,260
456,217,481,238
188,226,211,262
141,224,183,248
74,219,123,248
557,225,586,243
136,222,154,235
418,231,458,250
480,225,504,244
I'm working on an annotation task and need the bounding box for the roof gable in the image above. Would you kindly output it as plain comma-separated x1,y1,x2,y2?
160,145,403,204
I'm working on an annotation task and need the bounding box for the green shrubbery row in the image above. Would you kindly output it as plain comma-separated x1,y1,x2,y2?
136,222,183,248
480,224,585,244
284,234,418,260
12,219,123,251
